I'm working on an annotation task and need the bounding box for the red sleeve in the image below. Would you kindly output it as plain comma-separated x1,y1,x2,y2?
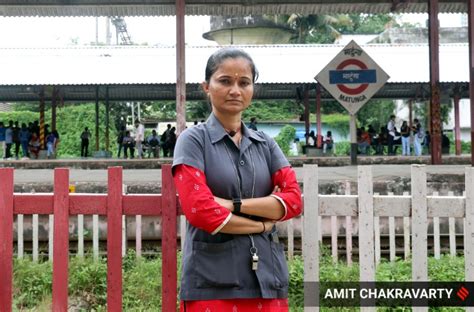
271,166,302,221
173,164,232,234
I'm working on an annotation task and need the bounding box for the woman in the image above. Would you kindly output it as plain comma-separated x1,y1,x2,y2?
172,48,302,311
400,120,410,156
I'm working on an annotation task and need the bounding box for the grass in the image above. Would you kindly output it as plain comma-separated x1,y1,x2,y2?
11,247,467,311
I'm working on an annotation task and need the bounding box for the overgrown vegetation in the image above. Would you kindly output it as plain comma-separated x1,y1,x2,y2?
275,125,297,156
12,246,466,311
14,251,162,311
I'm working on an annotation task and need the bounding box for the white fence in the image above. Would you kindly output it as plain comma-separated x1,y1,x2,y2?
301,164,474,312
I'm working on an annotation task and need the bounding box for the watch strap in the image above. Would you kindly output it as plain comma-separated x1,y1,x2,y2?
233,197,242,214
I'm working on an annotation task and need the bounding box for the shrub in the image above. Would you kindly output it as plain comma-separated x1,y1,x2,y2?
275,125,297,156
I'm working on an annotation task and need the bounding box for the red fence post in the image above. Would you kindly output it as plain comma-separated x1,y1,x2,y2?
0,168,14,312
161,165,177,311
107,167,123,311
52,168,70,311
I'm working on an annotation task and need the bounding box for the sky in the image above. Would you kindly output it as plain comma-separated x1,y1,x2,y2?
0,13,466,48
0,16,214,47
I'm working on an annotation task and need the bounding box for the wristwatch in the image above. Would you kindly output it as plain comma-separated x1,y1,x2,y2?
233,198,242,214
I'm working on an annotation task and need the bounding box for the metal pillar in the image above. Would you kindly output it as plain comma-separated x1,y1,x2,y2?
428,0,442,164
350,114,357,165
105,86,110,152
316,84,322,148
408,99,413,129
51,86,58,132
469,0,474,164
39,88,45,150
95,17,99,45
453,94,461,155
106,17,112,45
304,86,310,145
176,0,186,135
131,102,141,123
95,86,100,152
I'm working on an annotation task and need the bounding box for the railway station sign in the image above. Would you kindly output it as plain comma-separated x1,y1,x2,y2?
315,40,389,115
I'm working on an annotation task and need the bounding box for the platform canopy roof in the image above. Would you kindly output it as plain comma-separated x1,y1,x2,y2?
0,43,469,102
0,0,468,16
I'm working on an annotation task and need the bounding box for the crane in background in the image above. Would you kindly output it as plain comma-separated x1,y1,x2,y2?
99,17,133,45
111,17,133,45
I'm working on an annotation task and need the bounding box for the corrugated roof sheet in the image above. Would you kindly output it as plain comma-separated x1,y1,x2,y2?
0,44,468,86
0,1,468,17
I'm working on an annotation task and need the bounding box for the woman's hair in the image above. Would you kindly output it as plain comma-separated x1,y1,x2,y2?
205,48,259,83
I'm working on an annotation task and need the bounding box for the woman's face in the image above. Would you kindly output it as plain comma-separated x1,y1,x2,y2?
202,57,254,116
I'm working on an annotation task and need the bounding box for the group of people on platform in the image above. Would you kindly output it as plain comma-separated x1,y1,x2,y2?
0,120,59,160
80,117,260,160
357,115,449,156
113,120,177,159
304,130,334,154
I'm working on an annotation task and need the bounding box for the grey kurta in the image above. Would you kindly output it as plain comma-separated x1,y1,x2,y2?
172,112,290,301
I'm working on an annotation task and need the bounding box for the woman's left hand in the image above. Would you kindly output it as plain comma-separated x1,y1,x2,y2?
214,196,233,211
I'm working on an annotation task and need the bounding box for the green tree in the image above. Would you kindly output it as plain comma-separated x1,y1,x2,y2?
271,14,351,43
275,125,296,156
337,14,398,34
243,100,302,121
321,100,346,114
268,13,400,44
413,101,452,129
356,99,396,130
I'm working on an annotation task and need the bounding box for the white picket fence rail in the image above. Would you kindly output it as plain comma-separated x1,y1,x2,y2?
301,164,474,312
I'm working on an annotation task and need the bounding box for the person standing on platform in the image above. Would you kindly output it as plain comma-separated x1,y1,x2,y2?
172,48,302,312
412,118,424,156
387,114,396,155
400,120,411,156
80,127,91,158
167,126,177,157
10,121,20,159
4,120,13,159
117,125,126,158
46,131,57,159
324,130,334,154
19,123,30,158
134,119,145,159
161,123,172,157
0,121,5,159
